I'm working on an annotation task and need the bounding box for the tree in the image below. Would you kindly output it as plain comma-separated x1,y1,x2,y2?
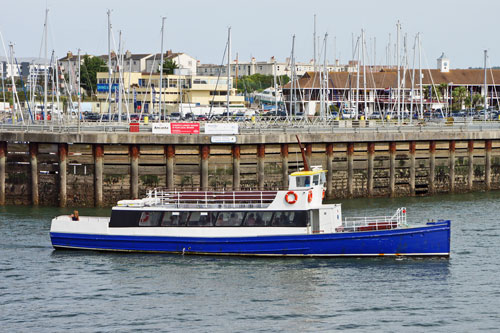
162,58,178,74
80,55,107,96
451,86,467,110
235,74,290,93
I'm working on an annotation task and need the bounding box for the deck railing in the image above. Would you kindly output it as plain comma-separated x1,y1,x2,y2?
340,207,407,232
145,189,278,209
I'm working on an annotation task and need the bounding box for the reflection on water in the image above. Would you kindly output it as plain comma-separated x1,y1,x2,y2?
1,191,500,331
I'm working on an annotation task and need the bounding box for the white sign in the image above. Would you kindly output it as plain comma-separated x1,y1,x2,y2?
152,123,171,134
211,136,237,144
205,123,239,135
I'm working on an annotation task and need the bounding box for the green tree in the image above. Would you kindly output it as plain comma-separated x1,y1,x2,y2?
235,74,290,93
80,55,107,96
451,86,467,110
162,59,178,74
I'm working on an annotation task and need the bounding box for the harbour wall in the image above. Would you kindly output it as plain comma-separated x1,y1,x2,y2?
1,130,500,207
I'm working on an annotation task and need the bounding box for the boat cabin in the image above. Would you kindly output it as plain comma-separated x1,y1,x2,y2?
288,168,327,190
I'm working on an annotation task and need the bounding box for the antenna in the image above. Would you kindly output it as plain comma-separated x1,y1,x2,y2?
295,135,310,171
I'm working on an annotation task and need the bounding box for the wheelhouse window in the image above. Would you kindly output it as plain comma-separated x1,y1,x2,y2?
139,211,162,226
296,176,311,187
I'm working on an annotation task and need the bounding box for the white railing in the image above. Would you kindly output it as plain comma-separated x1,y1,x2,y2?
340,207,407,232
144,188,278,209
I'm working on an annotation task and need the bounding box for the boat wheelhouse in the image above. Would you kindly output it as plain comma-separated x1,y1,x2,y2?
50,165,451,257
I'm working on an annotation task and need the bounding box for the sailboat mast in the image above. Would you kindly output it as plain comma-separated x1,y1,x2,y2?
484,49,488,120
107,9,112,121
396,21,401,123
362,30,368,117
77,48,81,132
227,27,231,114
274,59,278,112
43,8,48,125
313,14,316,74
118,31,122,123
159,17,165,119
418,33,423,118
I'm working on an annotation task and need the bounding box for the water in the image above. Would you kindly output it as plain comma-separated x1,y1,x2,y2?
1,192,500,332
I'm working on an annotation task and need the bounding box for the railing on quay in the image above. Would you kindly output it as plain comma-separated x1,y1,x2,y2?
2,117,500,135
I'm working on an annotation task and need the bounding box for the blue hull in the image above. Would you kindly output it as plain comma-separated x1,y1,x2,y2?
50,221,450,257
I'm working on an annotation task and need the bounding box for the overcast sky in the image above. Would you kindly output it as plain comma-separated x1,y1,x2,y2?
0,0,497,68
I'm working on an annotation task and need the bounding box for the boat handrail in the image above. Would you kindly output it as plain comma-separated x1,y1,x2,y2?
143,189,278,208
341,207,407,231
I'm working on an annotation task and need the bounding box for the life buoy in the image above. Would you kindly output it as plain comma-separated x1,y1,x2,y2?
307,190,313,203
322,189,325,199
285,191,298,204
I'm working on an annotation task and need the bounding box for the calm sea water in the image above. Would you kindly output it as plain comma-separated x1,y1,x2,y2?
1,192,500,332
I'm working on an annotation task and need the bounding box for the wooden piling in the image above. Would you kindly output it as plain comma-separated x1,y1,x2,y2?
367,142,375,196
165,145,175,190
485,140,492,190
468,140,474,191
29,142,39,206
409,141,416,195
326,143,333,197
429,141,436,194
389,142,396,196
200,145,210,191
347,143,354,196
281,144,289,190
93,144,104,207
232,145,241,191
449,141,455,193
58,143,68,207
257,144,265,190
129,145,140,198
0,142,6,205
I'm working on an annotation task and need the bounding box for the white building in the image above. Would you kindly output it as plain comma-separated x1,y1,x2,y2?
145,50,197,75
197,57,355,78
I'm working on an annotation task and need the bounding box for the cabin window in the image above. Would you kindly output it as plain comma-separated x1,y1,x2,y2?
215,211,245,226
313,175,320,185
139,212,162,227
295,176,311,187
253,212,274,226
188,212,214,226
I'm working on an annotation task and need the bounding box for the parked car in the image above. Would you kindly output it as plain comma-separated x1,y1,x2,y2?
169,112,182,121
196,114,208,121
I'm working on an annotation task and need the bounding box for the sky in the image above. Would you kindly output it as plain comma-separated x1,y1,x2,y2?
0,0,498,69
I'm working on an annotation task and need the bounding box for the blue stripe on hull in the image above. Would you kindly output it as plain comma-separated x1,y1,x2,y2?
50,221,450,257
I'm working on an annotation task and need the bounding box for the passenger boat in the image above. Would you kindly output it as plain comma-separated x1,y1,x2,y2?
50,169,451,257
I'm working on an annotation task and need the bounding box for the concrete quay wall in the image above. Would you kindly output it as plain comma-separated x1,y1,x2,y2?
1,130,500,207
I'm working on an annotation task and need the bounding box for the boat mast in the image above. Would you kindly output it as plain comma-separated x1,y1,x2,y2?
43,8,48,125
118,31,122,123
418,33,423,118
107,9,112,121
323,32,328,120
410,34,417,124
313,14,316,74
159,16,165,120
274,58,278,112
355,36,360,120
55,58,60,123
226,26,231,114
362,29,368,117
484,49,488,120
396,21,401,124
295,135,310,171
77,48,81,132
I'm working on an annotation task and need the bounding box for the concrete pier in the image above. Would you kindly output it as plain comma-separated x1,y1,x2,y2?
468,140,474,190
347,143,354,196
232,145,241,190
281,144,289,190
257,144,265,190
485,140,492,190
94,144,104,207
58,143,68,207
429,141,436,194
409,141,416,195
389,142,396,196
201,145,210,191
0,142,6,205
129,145,140,198
165,145,175,190
326,143,333,197
449,141,456,193
0,129,499,207
29,142,39,206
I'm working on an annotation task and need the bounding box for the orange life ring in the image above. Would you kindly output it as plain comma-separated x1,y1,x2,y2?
307,190,313,203
285,191,298,204
322,189,325,199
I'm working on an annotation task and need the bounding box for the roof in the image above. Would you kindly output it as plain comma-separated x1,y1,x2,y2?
291,170,326,176
283,69,500,90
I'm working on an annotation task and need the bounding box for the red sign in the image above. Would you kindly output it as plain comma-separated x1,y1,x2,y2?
171,123,200,134
129,122,140,132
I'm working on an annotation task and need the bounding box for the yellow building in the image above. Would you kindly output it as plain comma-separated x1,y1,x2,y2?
95,72,244,114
